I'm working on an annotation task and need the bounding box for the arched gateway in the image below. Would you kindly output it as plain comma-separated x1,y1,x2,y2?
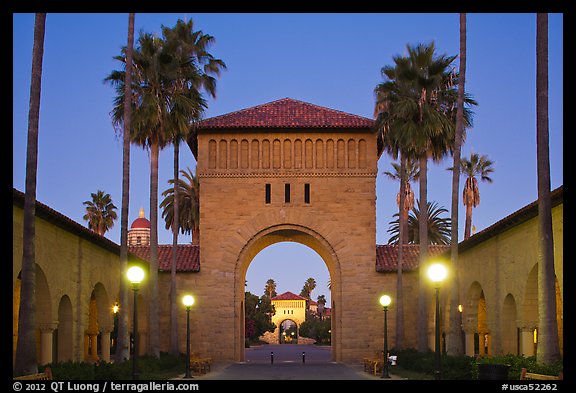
190,98,383,362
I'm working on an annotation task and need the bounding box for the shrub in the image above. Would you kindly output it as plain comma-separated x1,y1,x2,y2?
42,352,186,380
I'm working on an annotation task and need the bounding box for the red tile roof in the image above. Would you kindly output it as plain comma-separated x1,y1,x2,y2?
128,244,200,272
195,98,375,130
272,291,308,301
376,244,450,272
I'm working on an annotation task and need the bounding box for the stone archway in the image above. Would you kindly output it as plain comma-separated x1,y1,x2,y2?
57,295,74,362
278,319,299,344
502,294,518,355
234,224,341,362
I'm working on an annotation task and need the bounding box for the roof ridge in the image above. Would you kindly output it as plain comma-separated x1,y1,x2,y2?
195,97,375,129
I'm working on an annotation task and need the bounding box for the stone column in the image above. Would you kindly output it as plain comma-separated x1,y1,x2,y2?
520,327,535,357
39,323,58,365
100,326,113,363
463,327,476,357
89,334,99,362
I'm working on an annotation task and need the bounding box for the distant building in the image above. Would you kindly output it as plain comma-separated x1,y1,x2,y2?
127,207,150,246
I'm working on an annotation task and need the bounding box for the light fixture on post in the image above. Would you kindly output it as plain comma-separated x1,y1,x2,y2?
428,262,448,381
182,294,195,379
127,265,144,380
379,294,392,379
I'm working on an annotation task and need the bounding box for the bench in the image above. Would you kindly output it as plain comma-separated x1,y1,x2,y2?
363,356,382,375
190,353,212,375
520,368,563,380
14,367,53,380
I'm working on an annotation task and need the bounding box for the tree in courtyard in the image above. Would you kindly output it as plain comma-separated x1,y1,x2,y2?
535,12,561,364
300,277,317,300
449,152,494,240
387,200,451,245
244,292,276,344
160,167,200,243
83,190,118,236
264,278,277,299
15,12,46,377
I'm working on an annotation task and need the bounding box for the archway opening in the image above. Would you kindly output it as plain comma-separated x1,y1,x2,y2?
245,242,331,350
236,226,340,362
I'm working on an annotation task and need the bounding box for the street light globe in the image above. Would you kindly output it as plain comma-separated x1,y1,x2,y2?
379,294,392,307
182,294,195,308
428,263,448,284
127,266,145,284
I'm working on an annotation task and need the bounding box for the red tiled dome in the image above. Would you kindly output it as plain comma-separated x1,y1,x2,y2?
131,217,150,229
131,207,150,229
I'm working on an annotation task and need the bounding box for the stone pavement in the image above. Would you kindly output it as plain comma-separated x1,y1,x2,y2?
173,344,403,380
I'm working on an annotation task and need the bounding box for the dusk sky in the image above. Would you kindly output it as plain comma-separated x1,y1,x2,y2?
13,13,563,305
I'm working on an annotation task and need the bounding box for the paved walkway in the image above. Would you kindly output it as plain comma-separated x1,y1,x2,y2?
174,344,402,380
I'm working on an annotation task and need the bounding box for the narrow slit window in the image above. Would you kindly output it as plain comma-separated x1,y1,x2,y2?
265,184,271,204
285,183,291,203
304,183,310,204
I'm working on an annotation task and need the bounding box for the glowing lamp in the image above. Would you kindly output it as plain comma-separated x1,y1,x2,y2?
127,266,145,284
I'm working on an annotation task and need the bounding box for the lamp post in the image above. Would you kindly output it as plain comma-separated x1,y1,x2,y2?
182,295,195,379
127,266,144,380
428,262,448,381
379,294,391,379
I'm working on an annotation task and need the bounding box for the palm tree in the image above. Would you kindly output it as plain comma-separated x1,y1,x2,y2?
116,12,135,363
453,153,494,239
83,190,118,236
387,201,452,245
535,12,560,364
264,279,277,299
377,41,461,352
15,12,46,377
300,277,317,300
448,12,466,356
383,159,420,244
162,19,225,354
316,294,327,320
160,167,200,242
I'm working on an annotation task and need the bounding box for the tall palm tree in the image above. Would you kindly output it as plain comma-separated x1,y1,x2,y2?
264,279,277,299
160,167,200,243
375,58,415,351
380,42,458,351
83,190,118,236
15,12,46,377
300,277,317,300
535,13,560,364
387,201,452,245
448,12,466,356
383,159,420,245
115,12,135,363
454,153,494,239
161,19,225,354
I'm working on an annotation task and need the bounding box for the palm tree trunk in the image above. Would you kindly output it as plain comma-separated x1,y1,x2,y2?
417,155,429,352
116,12,135,363
447,12,466,356
464,203,473,240
535,12,560,364
14,13,46,377
149,140,161,358
395,153,406,349
169,141,180,354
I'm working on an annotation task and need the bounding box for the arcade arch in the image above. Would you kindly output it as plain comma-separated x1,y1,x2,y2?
234,224,341,361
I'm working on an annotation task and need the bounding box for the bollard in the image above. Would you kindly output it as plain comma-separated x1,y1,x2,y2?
270,351,274,365
302,351,305,364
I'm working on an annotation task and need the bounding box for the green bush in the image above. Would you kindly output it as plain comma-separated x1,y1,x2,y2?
42,352,186,380
390,349,563,380
473,354,563,380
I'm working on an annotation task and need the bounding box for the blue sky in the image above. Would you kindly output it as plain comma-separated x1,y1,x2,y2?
13,13,563,305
